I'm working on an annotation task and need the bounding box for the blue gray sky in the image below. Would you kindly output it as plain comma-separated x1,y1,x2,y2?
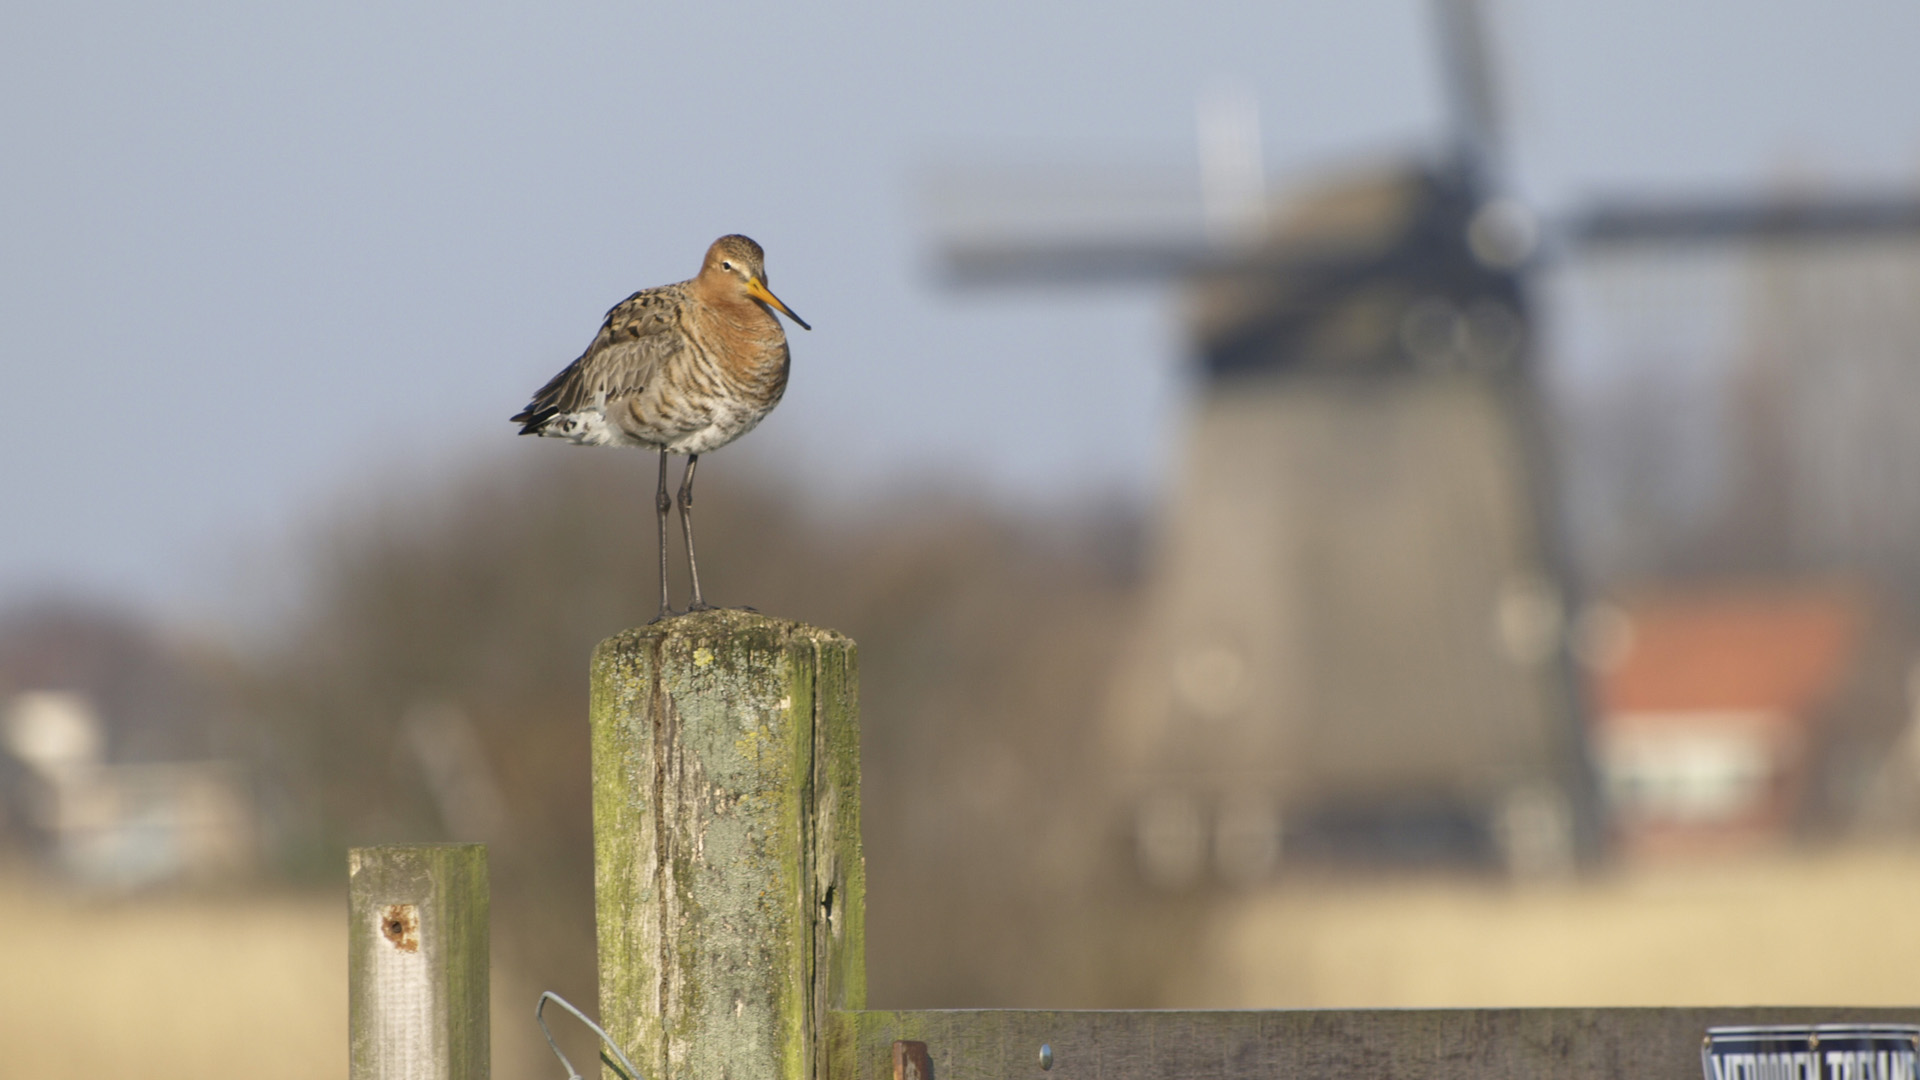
3,0,1918,620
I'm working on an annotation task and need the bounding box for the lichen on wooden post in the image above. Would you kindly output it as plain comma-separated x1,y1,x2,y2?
348,843,489,1080
592,610,865,1080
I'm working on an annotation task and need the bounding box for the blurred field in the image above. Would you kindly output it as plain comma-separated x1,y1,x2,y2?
0,870,562,1080
4,846,1917,1078
0,874,344,1079
1170,845,1920,1008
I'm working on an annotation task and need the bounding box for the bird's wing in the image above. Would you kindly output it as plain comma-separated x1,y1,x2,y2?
512,288,686,434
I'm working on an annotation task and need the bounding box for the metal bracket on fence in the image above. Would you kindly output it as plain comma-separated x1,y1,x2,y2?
537,991,645,1080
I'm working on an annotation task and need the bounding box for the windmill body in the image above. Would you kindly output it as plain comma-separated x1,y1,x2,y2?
1088,161,1596,882
932,0,1920,881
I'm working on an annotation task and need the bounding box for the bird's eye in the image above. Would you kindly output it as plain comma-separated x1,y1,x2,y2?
721,261,733,271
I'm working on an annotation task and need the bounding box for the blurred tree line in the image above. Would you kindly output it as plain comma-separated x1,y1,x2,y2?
237,447,1212,1019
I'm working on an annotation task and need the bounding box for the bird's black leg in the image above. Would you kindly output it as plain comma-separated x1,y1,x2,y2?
651,450,674,622
678,454,711,611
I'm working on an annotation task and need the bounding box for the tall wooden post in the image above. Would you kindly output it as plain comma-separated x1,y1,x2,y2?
348,843,489,1080
592,610,865,1080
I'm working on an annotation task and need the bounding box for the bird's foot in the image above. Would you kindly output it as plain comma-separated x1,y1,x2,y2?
686,601,717,614
647,606,682,625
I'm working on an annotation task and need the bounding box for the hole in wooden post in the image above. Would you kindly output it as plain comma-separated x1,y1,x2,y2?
380,903,419,952
821,880,841,939
893,1041,932,1080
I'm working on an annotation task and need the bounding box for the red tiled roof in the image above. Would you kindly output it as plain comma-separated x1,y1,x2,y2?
1599,586,1865,717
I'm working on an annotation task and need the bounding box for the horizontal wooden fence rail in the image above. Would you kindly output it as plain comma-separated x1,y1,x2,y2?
830,1008,1920,1080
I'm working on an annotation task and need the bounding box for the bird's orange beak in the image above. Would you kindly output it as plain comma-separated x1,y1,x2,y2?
746,277,810,331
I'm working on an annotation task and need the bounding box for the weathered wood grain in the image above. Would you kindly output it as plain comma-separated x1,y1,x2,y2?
347,843,489,1080
592,610,865,1080
830,1008,1920,1080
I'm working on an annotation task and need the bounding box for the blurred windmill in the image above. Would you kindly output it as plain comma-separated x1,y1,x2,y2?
928,0,1920,882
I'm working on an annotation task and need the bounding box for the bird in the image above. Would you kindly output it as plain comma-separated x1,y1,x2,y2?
512,234,810,620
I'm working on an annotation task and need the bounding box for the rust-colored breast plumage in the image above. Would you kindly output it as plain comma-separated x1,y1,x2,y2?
696,297,789,388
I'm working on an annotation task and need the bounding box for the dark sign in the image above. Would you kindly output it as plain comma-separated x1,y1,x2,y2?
1704,1026,1920,1080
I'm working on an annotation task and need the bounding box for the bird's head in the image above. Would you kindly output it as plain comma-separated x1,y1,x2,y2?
701,234,810,330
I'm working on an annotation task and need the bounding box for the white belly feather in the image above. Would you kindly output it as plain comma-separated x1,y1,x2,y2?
536,408,633,447
536,395,770,454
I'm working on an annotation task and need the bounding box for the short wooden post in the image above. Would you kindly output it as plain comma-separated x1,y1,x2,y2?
592,610,865,1080
349,843,490,1080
